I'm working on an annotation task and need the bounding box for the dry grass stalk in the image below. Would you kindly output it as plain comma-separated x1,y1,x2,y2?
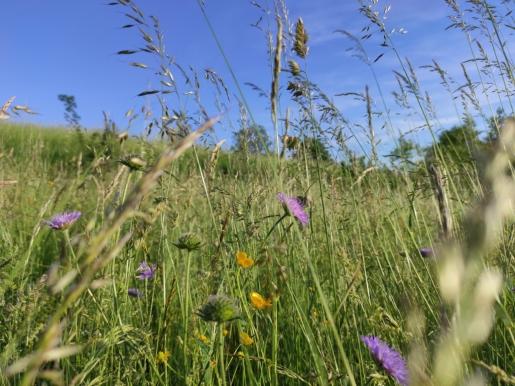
351,166,377,187
280,107,290,159
471,359,515,384
365,85,378,165
0,180,18,187
206,139,225,179
103,165,127,203
428,163,453,240
271,16,283,157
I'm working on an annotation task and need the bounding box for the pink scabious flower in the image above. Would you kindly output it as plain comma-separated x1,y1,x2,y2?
44,211,82,230
136,261,157,280
277,193,309,226
361,335,409,386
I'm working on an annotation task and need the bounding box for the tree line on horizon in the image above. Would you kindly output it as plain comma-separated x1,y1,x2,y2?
232,108,507,169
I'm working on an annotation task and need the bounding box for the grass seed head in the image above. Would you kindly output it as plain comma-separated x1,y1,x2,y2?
293,18,308,58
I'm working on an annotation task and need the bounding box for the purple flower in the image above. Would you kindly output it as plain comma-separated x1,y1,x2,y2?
419,247,433,258
277,193,309,226
44,211,82,230
128,288,143,298
361,335,408,386
136,261,157,280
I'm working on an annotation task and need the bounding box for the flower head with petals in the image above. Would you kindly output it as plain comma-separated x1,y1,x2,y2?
277,193,309,226
44,211,82,230
250,291,272,310
156,351,170,364
136,261,157,280
361,335,408,386
239,332,254,346
236,251,255,268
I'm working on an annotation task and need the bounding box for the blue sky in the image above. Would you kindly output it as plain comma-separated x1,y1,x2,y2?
2,0,513,156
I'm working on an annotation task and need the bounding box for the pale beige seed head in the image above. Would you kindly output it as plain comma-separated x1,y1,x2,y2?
465,270,502,343
0,96,15,120
438,247,464,303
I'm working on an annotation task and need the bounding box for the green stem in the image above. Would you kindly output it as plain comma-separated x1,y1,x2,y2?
183,251,192,373
63,230,77,263
264,213,287,241
271,296,279,386
218,324,227,386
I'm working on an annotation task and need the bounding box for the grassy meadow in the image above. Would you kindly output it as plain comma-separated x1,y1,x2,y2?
1,0,514,385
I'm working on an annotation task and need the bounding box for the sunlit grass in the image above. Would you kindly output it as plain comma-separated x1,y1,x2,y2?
1,0,514,384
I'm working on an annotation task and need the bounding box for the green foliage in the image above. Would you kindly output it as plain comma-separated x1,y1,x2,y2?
0,123,512,386
2,0,514,381
485,107,507,144
389,137,421,167
340,154,366,177
232,123,271,154
427,116,482,164
294,136,332,162
57,94,81,128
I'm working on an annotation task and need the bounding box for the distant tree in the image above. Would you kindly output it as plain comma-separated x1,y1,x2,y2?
57,94,81,128
427,116,481,163
294,136,332,162
233,124,271,154
389,137,421,167
340,153,366,177
485,107,506,143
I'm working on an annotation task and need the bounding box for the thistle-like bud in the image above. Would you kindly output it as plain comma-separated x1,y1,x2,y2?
173,232,203,251
196,294,241,323
120,154,146,171
118,131,129,143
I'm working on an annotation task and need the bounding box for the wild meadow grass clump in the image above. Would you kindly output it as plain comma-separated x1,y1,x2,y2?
1,0,514,385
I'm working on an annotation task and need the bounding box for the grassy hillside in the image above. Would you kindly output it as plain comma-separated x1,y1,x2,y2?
0,122,513,385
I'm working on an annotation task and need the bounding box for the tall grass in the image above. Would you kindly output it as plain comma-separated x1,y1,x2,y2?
1,0,514,385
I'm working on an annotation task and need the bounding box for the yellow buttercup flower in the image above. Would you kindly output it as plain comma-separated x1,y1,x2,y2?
236,251,255,268
156,351,170,364
197,334,210,344
250,291,272,310
239,332,254,346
